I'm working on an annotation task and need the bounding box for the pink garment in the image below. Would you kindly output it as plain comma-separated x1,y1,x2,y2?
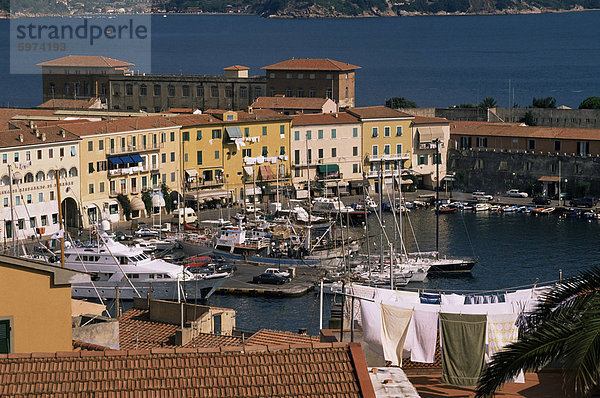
406,308,439,363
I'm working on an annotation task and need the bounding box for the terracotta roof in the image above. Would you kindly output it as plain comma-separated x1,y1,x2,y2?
0,343,374,397
252,96,331,110
163,108,198,114
292,112,360,127
72,340,112,351
165,114,220,127
347,106,414,120
37,98,99,110
224,65,250,71
118,307,241,350
262,58,360,71
412,115,450,125
0,125,80,149
37,55,133,68
59,115,179,137
450,120,600,141
246,329,319,346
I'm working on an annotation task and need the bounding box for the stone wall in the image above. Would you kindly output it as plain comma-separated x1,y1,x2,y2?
447,147,600,197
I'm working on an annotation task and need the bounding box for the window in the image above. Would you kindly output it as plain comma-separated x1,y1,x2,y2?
140,84,147,96
182,131,189,141
554,140,561,151
2,198,7,207
26,194,31,204
240,86,247,98
326,73,332,80
170,152,175,162
153,85,161,96
126,84,133,96
460,137,472,149
353,127,358,137
18,219,24,230
297,88,304,97
309,88,315,98
50,191,55,201
433,153,442,164
171,172,175,182
396,126,402,136
295,168,301,177
294,131,300,141
384,144,390,155
242,149,252,157
286,73,292,79
41,215,47,226
331,148,337,157
306,130,312,140
254,87,262,98
99,140,104,150
331,129,336,139
577,141,590,156
88,141,93,151
196,130,202,140
48,148,54,158
197,86,204,97
59,147,65,157
160,133,165,144
262,126,267,136
353,146,358,156
418,154,428,165
318,149,323,159
285,88,292,97
307,149,312,164
167,85,175,97
211,86,218,98
384,126,390,137
89,183,94,194
38,193,43,202
372,127,378,137
309,74,315,79
25,151,30,161
14,153,19,162
226,114,234,121
244,128,249,137
2,154,6,164
477,137,488,148
142,176,147,189
196,151,202,165
37,150,42,160
396,144,402,154
294,150,300,165
326,87,332,99
212,129,221,139
88,162,94,173
280,125,285,136
182,85,190,97
225,86,233,98
161,153,166,164
280,146,285,155
262,146,268,156
97,161,107,171
99,182,105,193
215,150,220,160
372,145,378,156
528,139,536,150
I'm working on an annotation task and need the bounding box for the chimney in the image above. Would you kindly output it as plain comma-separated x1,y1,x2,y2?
18,133,23,142
41,133,46,141
60,129,66,137
28,120,33,128
248,107,253,114
334,113,338,118
33,128,39,137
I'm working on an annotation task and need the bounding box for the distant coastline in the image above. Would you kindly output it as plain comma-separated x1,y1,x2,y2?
2,7,599,19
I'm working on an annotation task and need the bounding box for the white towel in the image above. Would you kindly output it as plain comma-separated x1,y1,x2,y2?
442,293,465,306
487,313,524,383
506,289,532,314
360,299,383,355
374,288,397,303
380,303,413,366
406,308,439,363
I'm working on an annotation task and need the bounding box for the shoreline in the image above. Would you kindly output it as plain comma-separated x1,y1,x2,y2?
2,7,599,19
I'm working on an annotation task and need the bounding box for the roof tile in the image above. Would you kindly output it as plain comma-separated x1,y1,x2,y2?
262,58,360,71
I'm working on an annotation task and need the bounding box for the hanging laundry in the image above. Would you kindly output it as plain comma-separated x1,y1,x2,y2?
234,138,245,150
380,303,413,366
486,313,524,383
420,292,441,304
442,294,465,306
360,299,383,355
396,290,421,306
374,288,398,303
440,313,487,387
406,308,439,363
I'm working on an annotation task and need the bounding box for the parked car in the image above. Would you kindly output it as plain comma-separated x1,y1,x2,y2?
472,191,494,201
134,228,160,237
570,197,596,208
252,273,287,285
264,267,290,279
114,231,132,241
532,196,551,205
505,189,528,198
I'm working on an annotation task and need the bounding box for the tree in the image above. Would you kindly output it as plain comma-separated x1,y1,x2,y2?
385,97,418,109
532,97,556,108
161,183,172,214
520,111,536,126
476,267,600,397
478,97,497,109
458,103,477,108
116,194,131,221
579,97,600,109
141,189,152,215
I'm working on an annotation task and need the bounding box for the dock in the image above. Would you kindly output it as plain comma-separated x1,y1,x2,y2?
216,264,324,297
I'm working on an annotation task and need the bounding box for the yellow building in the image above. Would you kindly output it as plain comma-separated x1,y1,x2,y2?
63,116,182,226
347,106,414,193
0,255,89,353
174,110,292,204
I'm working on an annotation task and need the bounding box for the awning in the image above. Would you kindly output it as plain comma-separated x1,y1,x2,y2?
418,126,444,143
225,126,242,138
349,180,368,188
243,166,254,176
185,169,199,177
131,197,145,211
538,176,560,182
108,156,123,165
130,154,143,163
120,155,134,164
317,165,339,173
258,164,275,180
185,189,231,201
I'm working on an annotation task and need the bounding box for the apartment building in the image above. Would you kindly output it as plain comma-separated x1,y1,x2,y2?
347,106,414,193
290,112,362,196
411,116,450,189
0,125,81,241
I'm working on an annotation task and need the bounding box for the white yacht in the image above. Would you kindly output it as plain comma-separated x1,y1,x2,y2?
61,233,230,300
311,197,353,215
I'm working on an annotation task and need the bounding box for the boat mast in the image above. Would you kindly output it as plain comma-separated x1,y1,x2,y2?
56,170,65,267
434,138,440,258
305,132,311,250
362,172,371,278
378,162,383,272
8,165,15,256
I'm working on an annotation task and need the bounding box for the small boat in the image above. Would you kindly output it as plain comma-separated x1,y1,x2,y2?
474,203,491,212
540,207,555,214
500,205,519,212
436,205,457,214
489,205,501,212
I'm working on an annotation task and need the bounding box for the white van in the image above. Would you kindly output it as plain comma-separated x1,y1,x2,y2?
173,207,198,223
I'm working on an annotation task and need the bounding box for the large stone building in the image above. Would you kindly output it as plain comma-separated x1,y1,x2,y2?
261,58,359,109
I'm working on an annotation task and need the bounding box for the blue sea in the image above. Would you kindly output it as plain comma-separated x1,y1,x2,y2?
0,12,599,108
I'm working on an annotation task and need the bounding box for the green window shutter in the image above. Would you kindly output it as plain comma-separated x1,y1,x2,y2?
0,320,10,354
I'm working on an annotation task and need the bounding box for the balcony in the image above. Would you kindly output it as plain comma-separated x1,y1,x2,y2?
105,143,164,155
365,169,403,179
107,165,160,177
109,190,127,197
368,153,410,162
317,172,343,181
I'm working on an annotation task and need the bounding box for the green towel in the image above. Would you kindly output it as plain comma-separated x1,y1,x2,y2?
440,313,487,387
